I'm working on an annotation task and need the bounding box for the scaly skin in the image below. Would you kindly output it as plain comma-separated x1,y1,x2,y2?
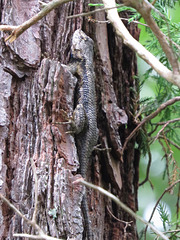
70,30,98,239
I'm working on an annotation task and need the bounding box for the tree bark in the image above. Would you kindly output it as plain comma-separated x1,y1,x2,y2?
0,1,140,239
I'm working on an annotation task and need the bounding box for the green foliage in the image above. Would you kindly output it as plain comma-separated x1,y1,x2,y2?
137,0,180,154
157,202,180,239
158,0,180,8
88,3,141,21
145,1,180,62
157,202,170,231
137,2,180,238
89,2,180,239
137,128,150,156
89,1,180,161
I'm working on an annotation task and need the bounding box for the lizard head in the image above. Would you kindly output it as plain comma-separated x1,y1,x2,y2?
71,29,94,62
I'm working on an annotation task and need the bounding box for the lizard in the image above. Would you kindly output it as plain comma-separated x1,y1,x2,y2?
67,29,99,239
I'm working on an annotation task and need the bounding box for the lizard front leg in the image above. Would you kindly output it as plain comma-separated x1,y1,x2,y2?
72,103,87,134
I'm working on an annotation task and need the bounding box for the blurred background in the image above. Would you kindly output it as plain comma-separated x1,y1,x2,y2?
137,2,180,239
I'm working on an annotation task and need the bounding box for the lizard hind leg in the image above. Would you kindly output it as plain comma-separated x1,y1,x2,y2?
73,103,87,134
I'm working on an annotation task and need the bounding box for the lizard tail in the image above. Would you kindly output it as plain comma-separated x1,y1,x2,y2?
82,193,92,240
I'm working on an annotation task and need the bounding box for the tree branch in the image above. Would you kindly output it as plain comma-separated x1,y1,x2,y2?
121,96,180,154
0,193,31,224
158,135,180,151
139,141,153,187
0,158,64,240
102,0,180,88
153,118,180,142
67,5,124,19
144,179,180,239
153,118,180,126
128,0,180,74
87,16,149,27
13,233,63,240
76,179,169,240
1,0,179,87
0,0,73,43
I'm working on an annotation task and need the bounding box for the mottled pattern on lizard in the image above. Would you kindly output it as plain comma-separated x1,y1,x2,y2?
69,30,98,239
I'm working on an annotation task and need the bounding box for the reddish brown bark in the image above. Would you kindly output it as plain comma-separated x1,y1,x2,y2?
0,1,140,239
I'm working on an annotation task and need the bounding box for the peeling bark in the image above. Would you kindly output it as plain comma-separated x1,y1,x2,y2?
0,1,140,239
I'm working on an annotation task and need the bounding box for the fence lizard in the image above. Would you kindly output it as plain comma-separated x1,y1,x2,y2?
67,30,98,239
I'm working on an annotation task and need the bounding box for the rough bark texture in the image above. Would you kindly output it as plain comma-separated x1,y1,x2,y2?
0,0,140,239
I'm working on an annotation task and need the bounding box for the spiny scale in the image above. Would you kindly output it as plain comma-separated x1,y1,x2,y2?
70,29,98,239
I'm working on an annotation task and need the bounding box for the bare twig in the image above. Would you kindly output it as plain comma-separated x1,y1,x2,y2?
0,0,179,87
107,205,133,225
13,233,63,240
67,3,148,27
121,96,180,155
143,0,165,17
88,16,149,27
107,206,134,237
153,118,180,142
0,158,64,240
164,34,180,51
133,0,180,74
158,135,180,151
163,229,180,234
153,118,180,126
76,179,169,240
152,0,158,5
0,0,73,43
121,18,148,27
162,132,179,185
177,184,180,225
39,1,48,8
0,193,45,236
30,158,38,223
0,195,64,240
0,193,31,224
144,179,180,239
139,141,153,187
159,138,172,184
67,5,124,19
102,0,180,87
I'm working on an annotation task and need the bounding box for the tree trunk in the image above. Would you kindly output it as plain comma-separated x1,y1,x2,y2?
0,1,140,239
